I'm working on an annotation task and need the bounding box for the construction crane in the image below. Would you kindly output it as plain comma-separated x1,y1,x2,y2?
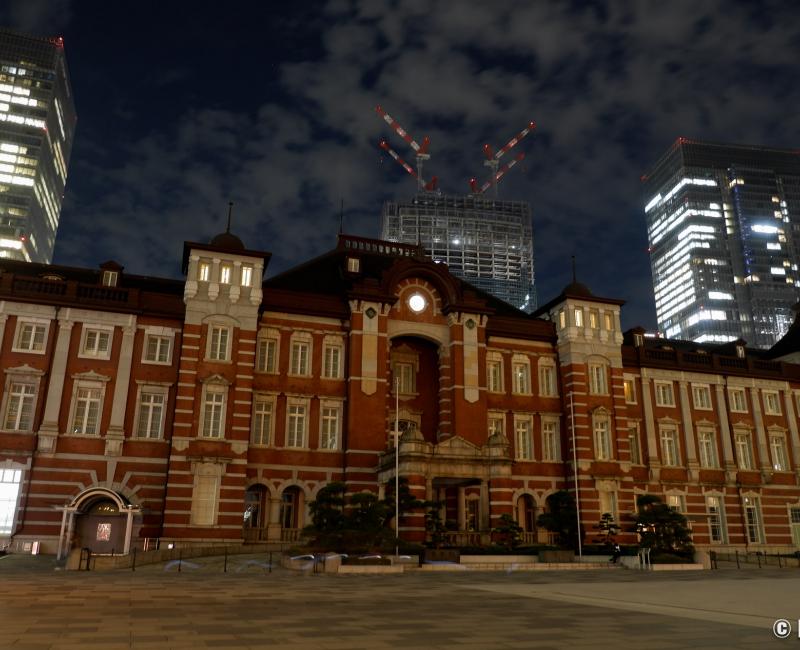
376,105,437,192
470,120,536,197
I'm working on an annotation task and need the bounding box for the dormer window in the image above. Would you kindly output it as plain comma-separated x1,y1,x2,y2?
633,333,644,347
101,270,118,287
736,344,745,358
346,256,360,273
198,262,210,282
220,264,232,284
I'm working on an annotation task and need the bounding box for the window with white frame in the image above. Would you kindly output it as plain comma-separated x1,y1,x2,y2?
542,418,560,461
487,353,503,393
598,490,617,520
13,321,47,353
219,263,232,284
743,495,764,543
71,384,103,434
588,309,599,329
101,270,118,287
3,382,36,431
604,312,614,331
763,390,781,416
697,427,718,469
322,339,343,379
488,414,504,437
143,333,171,364
588,363,608,395
593,413,612,460
0,468,23,535
289,334,311,376
198,261,210,282
515,417,533,460
706,495,727,544
319,403,341,450
201,384,227,439
734,430,754,470
256,331,278,373
512,357,531,394
136,389,165,439
574,307,584,327
692,384,712,410
241,265,253,287
629,423,642,464
538,359,557,397
393,361,416,394
666,494,686,513
770,434,789,471
207,324,231,362
728,387,747,412
190,464,219,526
81,326,112,359
286,402,308,448
654,381,675,407
659,425,680,466
558,309,566,329
623,378,636,404
251,395,274,446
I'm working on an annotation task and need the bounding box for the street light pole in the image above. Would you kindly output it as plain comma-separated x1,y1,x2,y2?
570,391,583,561
394,377,400,559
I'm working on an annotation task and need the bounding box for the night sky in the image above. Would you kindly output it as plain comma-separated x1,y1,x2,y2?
3,0,800,330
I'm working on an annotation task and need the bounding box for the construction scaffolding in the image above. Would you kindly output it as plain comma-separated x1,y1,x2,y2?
381,193,537,312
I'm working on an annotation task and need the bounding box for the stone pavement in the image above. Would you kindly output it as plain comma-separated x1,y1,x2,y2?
0,553,797,649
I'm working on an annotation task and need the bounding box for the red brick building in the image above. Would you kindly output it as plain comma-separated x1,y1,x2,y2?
1,231,799,557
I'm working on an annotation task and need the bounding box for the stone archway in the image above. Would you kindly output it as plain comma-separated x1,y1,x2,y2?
57,488,138,559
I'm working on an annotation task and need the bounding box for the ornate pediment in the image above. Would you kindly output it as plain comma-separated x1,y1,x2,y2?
435,435,481,457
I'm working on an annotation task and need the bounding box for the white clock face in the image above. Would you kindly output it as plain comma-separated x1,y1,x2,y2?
408,293,427,313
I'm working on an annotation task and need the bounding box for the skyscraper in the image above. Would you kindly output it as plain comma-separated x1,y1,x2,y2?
381,193,537,312
0,28,76,263
643,138,800,349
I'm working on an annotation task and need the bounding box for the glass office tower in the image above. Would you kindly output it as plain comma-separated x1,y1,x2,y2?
644,139,800,349
381,193,536,312
0,28,76,262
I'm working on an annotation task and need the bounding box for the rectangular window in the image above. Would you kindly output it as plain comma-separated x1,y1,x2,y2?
660,427,680,466
320,406,340,450
655,381,675,407
604,312,613,331
598,490,617,520
287,404,307,448
763,391,781,416
735,431,753,470
136,391,164,439
574,307,584,327
202,387,225,438
667,494,686,513
14,322,46,352
82,328,111,357
698,428,718,468
0,468,22,535
251,397,273,446
770,435,789,471
346,257,360,273
144,334,171,363
290,341,310,376
191,473,218,526
323,344,342,379
558,309,566,329
623,378,636,404
198,262,210,281
515,418,533,460
220,264,232,284
594,418,611,460
589,365,607,395
72,387,102,435
706,496,727,544
241,265,253,287
394,362,415,394
729,388,747,413
487,359,503,393
101,270,118,287
542,419,560,461
539,364,556,397
629,425,641,464
743,496,763,543
692,385,712,410
488,415,504,437
3,382,35,431
588,310,599,329
256,338,277,373
512,362,530,394
209,325,230,361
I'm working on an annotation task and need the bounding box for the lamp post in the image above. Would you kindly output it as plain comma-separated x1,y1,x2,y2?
394,377,400,558
570,391,583,560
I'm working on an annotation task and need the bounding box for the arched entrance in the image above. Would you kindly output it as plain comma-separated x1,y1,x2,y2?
243,484,268,543
516,494,538,545
280,486,304,542
57,488,139,559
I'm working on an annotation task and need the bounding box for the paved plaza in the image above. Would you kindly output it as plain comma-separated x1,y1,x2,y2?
0,553,797,649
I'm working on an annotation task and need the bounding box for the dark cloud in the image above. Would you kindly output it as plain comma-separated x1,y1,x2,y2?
0,0,72,34
52,0,800,331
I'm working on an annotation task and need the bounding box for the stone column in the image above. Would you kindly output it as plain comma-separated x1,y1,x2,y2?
37,319,74,452
640,376,660,479
750,388,771,470
715,384,736,471
106,323,136,455
123,508,134,554
678,381,697,465
782,391,800,474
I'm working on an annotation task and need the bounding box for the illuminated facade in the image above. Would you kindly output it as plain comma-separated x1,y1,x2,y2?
381,193,537,312
2,231,800,562
0,28,76,263
644,139,800,348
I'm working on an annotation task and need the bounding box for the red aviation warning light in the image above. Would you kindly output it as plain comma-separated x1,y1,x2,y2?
470,120,536,196
375,105,435,192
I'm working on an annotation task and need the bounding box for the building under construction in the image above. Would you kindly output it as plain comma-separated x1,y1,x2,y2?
381,193,536,312
375,106,537,312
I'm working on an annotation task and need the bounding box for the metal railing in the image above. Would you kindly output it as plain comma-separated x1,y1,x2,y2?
711,549,800,569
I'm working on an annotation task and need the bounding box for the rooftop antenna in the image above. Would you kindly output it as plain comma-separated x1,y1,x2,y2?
338,199,344,235
226,201,233,233
469,119,536,197
571,255,576,283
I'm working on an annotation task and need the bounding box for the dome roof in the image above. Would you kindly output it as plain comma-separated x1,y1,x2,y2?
209,231,245,251
562,280,593,298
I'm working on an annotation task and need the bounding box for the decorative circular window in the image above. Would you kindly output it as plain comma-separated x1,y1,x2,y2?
408,293,427,313
365,307,377,319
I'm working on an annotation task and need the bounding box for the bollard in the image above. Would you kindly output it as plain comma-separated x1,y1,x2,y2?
735,550,740,569
778,554,782,569
224,546,228,574
757,552,761,568
179,548,182,573
132,548,137,572
269,551,272,574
